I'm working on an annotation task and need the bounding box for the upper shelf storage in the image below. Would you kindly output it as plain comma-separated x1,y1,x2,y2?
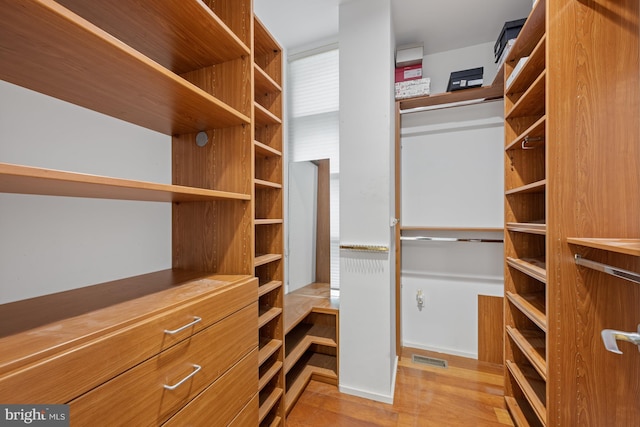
0,0,250,135
0,163,251,202
567,238,640,256
254,17,282,86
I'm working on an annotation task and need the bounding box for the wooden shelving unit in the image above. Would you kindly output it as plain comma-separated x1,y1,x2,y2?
502,1,640,424
282,284,339,415
0,0,258,422
253,16,285,427
503,1,548,425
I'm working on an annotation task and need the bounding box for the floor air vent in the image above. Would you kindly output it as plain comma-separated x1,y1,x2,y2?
411,354,448,368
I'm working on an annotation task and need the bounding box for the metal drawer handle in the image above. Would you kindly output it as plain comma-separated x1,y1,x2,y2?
163,364,202,390
164,316,202,335
602,325,640,354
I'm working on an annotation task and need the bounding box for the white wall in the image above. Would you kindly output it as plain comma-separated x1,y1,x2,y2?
0,81,171,304
399,83,504,357
421,42,498,95
339,0,397,404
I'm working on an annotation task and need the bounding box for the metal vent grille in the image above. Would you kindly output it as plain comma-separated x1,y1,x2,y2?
411,354,448,368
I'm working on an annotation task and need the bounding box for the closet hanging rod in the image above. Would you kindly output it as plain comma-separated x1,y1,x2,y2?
574,255,640,285
400,236,503,243
340,244,389,253
399,97,502,115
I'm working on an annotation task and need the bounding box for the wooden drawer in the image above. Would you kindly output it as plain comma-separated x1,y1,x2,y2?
69,303,257,426
0,276,256,404
165,349,258,427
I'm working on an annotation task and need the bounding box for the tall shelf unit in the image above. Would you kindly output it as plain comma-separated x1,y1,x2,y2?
253,16,286,427
0,0,260,423
504,0,640,425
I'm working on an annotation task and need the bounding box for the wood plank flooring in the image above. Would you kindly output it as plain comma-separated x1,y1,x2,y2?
286,348,513,426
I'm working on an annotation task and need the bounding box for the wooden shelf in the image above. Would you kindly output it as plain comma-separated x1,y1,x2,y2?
284,323,337,374
505,396,539,427
507,291,547,333
285,352,337,414
258,281,283,298
397,85,504,112
55,0,250,74
255,141,282,158
255,179,283,190
506,360,547,426
259,306,283,329
507,222,546,235
254,64,282,95
506,71,546,120
254,254,283,267
507,326,547,380
506,257,547,283
284,284,339,334
259,360,283,392
506,116,546,151
506,0,546,63
258,337,282,366
0,163,250,203
505,179,547,196
0,1,249,135
255,219,284,226
255,102,282,125
265,416,282,427
507,35,546,96
567,238,640,256
258,386,283,423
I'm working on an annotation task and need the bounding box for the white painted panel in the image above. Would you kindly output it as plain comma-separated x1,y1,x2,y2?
0,81,171,304
288,161,318,292
401,101,504,228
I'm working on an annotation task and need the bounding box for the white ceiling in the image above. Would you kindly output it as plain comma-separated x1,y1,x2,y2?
254,0,533,55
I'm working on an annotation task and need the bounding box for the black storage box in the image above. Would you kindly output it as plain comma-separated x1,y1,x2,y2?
494,18,526,62
447,67,484,92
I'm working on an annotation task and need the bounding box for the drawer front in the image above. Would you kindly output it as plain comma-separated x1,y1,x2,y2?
165,349,258,427
0,277,257,404
69,303,258,426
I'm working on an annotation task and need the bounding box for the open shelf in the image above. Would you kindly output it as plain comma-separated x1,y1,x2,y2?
506,71,546,120
259,360,283,392
55,0,250,74
507,0,546,63
285,352,337,414
255,219,284,226
506,116,546,151
0,0,249,135
255,103,282,125
258,386,283,423
507,326,546,380
505,395,543,427
0,163,250,203
567,238,640,256
507,222,546,235
506,35,546,96
254,254,283,267
506,179,547,196
397,85,504,112
507,257,547,283
506,361,547,426
258,281,283,298
255,179,283,190
507,292,547,332
254,64,283,95
284,323,337,373
255,141,282,158
258,337,282,366
259,306,283,329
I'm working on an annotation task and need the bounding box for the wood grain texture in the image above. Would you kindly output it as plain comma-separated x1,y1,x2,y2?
287,348,511,426
0,275,256,404
202,0,252,48
546,0,640,425
478,296,505,365
0,0,249,135
398,85,504,111
55,0,250,74
165,349,258,427
69,304,257,425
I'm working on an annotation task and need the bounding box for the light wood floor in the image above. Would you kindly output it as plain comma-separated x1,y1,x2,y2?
286,348,513,426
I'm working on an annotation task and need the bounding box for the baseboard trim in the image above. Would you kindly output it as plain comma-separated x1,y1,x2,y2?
402,341,477,360
339,383,394,404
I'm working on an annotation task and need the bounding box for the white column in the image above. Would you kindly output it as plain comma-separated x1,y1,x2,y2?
338,0,397,403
